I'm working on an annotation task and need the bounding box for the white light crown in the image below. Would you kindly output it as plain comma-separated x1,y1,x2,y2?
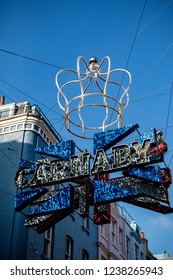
55,56,132,139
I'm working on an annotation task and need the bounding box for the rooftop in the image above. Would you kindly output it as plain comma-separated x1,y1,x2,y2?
154,250,172,259
0,97,62,141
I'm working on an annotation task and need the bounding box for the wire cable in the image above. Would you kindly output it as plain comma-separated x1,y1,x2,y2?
111,0,173,62
108,0,148,125
0,48,65,70
0,78,64,118
0,148,18,169
164,81,173,142
131,42,173,94
0,90,16,103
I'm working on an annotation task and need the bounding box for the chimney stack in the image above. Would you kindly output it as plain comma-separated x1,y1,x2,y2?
0,96,5,105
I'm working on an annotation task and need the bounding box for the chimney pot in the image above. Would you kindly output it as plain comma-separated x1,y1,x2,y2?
0,96,5,105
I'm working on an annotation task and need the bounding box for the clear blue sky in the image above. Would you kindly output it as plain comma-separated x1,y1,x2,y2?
0,0,173,256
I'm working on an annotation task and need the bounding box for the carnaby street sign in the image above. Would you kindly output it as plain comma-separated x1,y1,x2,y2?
14,123,173,233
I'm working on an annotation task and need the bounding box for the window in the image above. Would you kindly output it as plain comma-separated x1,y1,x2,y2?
83,216,89,231
111,220,117,245
126,236,130,260
82,217,89,235
4,127,9,132
43,228,52,259
25,123,32,129
135,244,139,260
34,124,39,131
10,125,16,131
82,249,89,260
0,128,3,133
0,108,10,118
65,235,73,260
17,124,23,129
141,251,144,260
101,224,106,237
119,227,123,252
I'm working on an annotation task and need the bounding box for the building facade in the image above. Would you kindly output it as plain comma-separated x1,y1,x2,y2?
97,203,126,260
97,203,148,260
120,205,146,260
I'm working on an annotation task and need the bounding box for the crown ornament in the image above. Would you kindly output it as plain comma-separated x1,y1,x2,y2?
55,56,132,139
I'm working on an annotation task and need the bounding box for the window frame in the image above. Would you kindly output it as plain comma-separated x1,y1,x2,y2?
65,235,73,260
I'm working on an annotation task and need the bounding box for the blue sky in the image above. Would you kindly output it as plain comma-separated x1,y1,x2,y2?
0,0,173,256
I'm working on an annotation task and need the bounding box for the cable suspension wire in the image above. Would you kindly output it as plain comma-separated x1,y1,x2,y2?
0,48,64,70
108,0,148,126
168,155,173,167
111,0,173,63
0,90,16,103
122,0,148,74
131,91,170,103
164,80,173,142
0,189,15,197
0,80,67,138
0,78,64,118
1,77,172,138
0,148,18,169
131,42,173,94
0,1,172,74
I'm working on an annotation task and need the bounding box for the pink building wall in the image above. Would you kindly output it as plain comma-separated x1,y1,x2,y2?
98,203,126,260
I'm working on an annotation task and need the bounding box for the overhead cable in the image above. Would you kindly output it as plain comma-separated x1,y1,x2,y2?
0,48,64,70
164,81,173,141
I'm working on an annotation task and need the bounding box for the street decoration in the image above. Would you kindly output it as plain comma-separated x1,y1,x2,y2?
14,57,173,233
14,123,173,233
55,56,131,139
